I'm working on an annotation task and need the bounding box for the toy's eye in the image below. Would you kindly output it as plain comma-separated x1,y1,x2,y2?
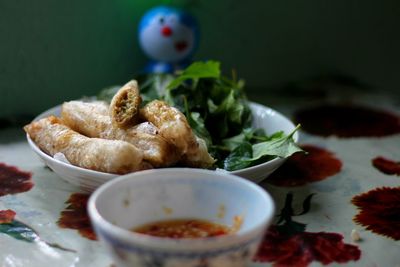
159,17,165,24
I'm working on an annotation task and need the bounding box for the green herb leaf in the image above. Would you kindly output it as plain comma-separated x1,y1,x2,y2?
213,90,246,125
167,61,221,90
223,142,253,171
222,128,254,151
252,125,303,160
223,125,302,171
187,111,212,146
257,130,286,141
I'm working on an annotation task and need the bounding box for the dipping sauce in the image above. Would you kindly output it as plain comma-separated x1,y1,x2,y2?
132,218,232,238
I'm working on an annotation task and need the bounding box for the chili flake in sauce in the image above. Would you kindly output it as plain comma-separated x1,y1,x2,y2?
132,218,232,238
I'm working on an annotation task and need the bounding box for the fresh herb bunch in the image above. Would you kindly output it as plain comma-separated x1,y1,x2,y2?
98,61,302,170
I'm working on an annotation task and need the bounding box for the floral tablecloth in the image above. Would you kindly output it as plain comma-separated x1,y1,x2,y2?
1,88,399,267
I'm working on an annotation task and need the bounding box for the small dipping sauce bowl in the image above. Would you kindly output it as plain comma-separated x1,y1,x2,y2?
88,168,275,267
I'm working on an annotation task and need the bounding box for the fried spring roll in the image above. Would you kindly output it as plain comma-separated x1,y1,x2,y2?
180,136,216,169
140,100,215,168
110,80,142,128
24,116,150,174
140,100,197,155
61,101,180,167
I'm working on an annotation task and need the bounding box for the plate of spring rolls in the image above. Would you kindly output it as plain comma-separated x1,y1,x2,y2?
24,80,299,192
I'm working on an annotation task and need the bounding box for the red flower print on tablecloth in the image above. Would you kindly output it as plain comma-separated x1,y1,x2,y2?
0,162,33,196
352,187,400,240
372,157,400,176
0,208,41,243
58,193,97,240
266,145,342,187
0,209,16,223
294,104,400,137
254,193,361,267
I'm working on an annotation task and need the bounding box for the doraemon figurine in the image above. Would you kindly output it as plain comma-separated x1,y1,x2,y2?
138,6,199,73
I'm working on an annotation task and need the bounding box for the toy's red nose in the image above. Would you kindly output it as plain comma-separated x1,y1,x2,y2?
161,26,172,37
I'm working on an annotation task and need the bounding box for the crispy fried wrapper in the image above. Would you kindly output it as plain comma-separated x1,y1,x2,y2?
24,116,151,174
61,101,180,167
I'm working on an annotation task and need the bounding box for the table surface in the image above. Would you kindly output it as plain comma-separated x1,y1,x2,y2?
1,88,400,267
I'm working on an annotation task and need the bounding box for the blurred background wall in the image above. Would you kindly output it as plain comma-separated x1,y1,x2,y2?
1,0,399,117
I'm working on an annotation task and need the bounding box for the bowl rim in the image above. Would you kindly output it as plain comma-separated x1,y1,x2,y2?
26,101,298,180
88,168,275,251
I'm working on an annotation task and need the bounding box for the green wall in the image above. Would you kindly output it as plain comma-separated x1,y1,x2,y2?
1,1,399,117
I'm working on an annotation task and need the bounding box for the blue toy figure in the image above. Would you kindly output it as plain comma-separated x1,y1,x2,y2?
138,6,199,73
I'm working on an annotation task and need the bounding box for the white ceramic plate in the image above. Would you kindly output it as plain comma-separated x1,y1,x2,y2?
26,102,298,192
